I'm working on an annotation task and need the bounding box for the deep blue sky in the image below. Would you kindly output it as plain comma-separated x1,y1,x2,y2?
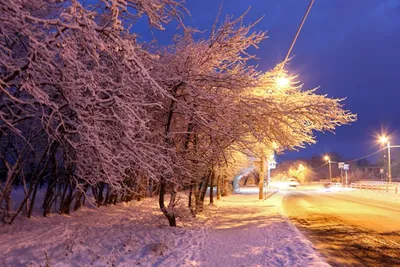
133,0,400,162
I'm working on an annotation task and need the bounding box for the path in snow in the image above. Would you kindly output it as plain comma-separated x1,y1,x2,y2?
194,191,329,267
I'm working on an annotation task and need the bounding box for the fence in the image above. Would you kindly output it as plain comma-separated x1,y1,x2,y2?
303,181,342,187
350,182,399,194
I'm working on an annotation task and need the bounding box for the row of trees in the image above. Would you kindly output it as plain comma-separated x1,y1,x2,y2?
0,0,356,226
274,153,400,184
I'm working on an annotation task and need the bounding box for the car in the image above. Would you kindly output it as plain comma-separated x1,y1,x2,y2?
288,179,300,187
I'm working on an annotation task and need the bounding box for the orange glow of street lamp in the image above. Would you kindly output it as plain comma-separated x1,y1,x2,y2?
323,155,330,162
379,135,388,144
276,76,289,88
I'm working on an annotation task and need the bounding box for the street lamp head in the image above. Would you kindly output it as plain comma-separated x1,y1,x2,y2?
379,135,388,144
276,76,289,88
324,155,330,162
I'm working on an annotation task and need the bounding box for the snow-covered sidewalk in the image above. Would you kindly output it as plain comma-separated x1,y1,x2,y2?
193,192,328,267
0,191,328,267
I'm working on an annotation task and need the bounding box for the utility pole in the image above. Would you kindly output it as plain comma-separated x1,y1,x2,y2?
258,154,265,200
388,142,392,183
264,163,271,199
379,136,392,183
324,155,332,182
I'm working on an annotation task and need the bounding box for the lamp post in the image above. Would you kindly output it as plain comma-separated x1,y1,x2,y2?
324,155,332,182
258,154,265,200
379,136,392,183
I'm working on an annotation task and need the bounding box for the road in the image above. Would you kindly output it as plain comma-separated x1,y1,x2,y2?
283,189,400,267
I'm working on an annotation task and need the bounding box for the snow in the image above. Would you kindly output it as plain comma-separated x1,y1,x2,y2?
0,197,207,267
333,188,400,206
196,190,329,267
0,188,328,267
294,184,400,205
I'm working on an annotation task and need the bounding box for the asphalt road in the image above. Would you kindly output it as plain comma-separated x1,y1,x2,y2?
283,190,400,267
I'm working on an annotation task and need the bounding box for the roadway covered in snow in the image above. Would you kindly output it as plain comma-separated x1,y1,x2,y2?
283,187,400,266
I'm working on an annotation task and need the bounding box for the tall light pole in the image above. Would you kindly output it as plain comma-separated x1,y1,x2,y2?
379,136,392,183
324,155,332,182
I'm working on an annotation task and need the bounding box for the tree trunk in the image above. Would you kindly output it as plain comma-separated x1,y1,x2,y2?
216,174,221,200
209,170,215,205
188,182,196,216
74,183,89,211
97,183,105,206
159,179,176,227
196,172,211,213
43,178,58,217
27,182,39,218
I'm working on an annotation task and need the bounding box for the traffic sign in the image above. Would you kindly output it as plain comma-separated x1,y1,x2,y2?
268,161,277,169
338,162,345,169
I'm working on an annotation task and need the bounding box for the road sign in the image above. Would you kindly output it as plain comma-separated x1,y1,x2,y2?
343,164,349,171
268,161,277,169
380,168,384,174
338,162,345,169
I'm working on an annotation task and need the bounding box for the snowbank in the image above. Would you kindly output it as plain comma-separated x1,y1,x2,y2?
0,197,208,267
334,188,400,206
1,189,328,267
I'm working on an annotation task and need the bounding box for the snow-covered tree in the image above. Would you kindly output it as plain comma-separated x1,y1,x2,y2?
1,1,356,227
150,10,355,224
0,0,185,223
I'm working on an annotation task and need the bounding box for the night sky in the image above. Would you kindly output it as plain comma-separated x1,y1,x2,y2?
133,0,400,162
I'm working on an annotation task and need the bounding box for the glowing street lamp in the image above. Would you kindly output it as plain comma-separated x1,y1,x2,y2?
324,155,332,182
379,136,388,144
276,76,289,88
379,135,391,183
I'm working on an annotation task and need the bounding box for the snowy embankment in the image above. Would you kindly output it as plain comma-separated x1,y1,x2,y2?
1,189,328,267
334,188,400,206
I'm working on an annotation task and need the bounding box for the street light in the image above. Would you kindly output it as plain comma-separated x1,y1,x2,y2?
276,77,289,88
324,155,332,182
379,135,391,183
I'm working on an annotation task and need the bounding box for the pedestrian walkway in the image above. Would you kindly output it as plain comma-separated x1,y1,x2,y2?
194,190,329,267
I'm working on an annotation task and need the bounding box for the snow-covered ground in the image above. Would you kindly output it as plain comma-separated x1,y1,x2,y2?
1,188,328,267
195,191,329,267
293,183,400,205
334,188,400,206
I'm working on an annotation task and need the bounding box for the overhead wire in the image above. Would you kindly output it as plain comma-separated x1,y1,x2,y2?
307,146,386,170
344,147,387,163
309,162,329,170
281,0,315,71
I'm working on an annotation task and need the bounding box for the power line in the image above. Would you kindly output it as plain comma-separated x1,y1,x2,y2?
282,0,315,70
309,147,386,170
310,162,329,170
345,147,387,163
